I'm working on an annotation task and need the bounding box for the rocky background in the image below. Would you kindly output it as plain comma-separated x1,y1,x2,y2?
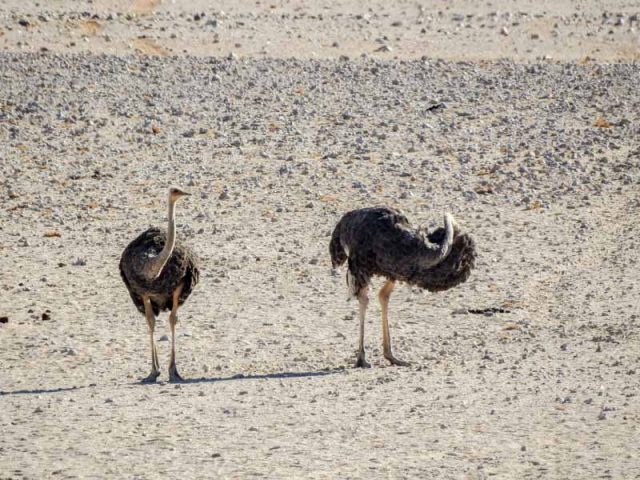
1,0,639,478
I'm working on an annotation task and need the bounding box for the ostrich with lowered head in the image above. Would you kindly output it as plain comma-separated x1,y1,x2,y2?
120,187,200,382
330,207,476,368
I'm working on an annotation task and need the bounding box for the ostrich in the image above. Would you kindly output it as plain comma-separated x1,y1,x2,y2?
330,207,476,368
119,187,200,383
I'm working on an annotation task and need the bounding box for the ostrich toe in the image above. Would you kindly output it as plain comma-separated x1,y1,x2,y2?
169,364,184,382
141,370,160,384
355,351,371,368
384,353,410,367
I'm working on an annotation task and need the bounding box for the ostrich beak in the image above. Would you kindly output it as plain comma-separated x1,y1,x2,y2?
169,187,192,201
172,188,191,196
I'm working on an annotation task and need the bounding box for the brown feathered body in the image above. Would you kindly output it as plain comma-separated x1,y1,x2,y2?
330,207,475,295
119,227,199,316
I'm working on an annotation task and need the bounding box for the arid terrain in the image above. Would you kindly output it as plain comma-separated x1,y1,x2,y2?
1,1,639,479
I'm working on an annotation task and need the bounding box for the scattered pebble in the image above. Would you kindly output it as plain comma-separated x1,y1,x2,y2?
374,44,392,52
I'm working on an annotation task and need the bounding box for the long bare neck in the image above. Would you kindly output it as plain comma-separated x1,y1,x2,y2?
419,213,455,268
145,198,177,280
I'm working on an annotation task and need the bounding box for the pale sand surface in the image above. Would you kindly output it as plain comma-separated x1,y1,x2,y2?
1,0,640,61
1,1,640,479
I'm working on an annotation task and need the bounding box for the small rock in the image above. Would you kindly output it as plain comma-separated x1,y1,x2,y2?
159,334,169,341
500,26,509,35
18,19,30,27
0,316,8,324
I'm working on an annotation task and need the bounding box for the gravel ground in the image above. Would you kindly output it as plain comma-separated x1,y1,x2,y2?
1,2,640,479
1,0,640,61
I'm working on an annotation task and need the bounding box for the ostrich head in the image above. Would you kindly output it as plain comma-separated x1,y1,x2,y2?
426,213,461,245
169,187,190,203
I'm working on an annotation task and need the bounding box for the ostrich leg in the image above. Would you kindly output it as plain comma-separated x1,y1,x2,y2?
168,283,184,382
379,280,409,366
142,296,160,383
355,288,371,368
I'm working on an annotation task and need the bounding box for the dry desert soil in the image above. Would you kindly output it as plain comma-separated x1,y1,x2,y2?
1,1,639,479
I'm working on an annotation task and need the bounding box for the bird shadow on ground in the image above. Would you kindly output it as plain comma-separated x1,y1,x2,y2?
0,370,347,395
0,385,91,396
136,367,347,386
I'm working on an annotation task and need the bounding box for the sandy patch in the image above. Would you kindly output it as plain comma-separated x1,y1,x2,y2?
131,37,169,56
129,0,161,16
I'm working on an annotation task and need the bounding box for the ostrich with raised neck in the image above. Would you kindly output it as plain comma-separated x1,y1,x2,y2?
330,207,476,368
120,187,200,383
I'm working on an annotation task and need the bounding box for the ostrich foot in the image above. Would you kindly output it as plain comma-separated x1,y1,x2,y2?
384,353,409,367
141,370,160,384
355,351,371,368
169,363,184,382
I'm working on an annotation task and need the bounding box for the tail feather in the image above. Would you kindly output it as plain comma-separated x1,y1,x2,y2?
329,226,347,268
